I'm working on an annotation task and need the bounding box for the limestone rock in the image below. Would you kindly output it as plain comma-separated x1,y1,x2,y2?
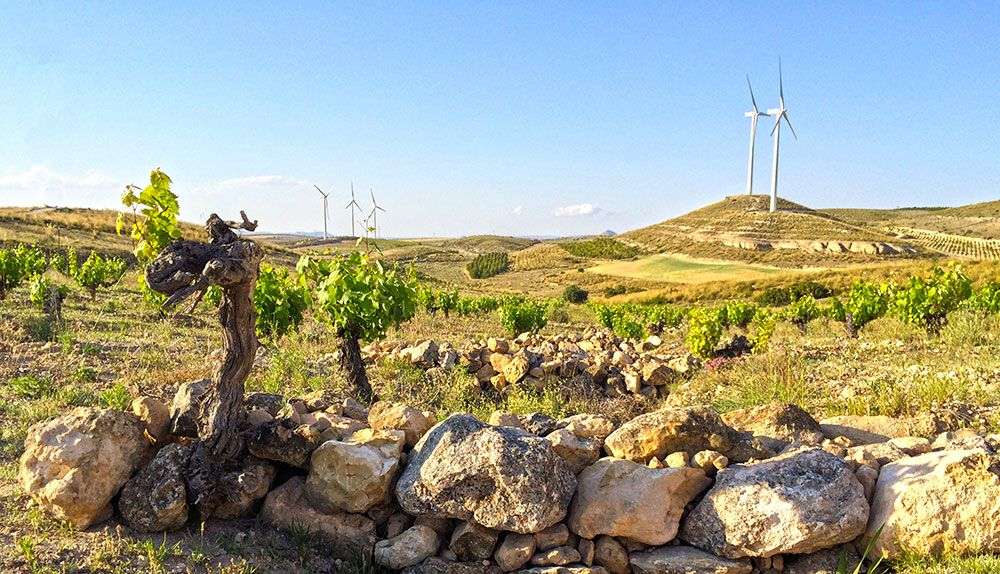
495,533,537,571
131,396,170,442
450,521,501,561
247,419,320,468
818,415,929,445
244,392,285,415
866,449,1000,558
374,524,441,569
396,414,576,534
558,414,615,441
305,437,401,513
603,407,766,464
518,413,558,436
20,407,149,528
205,456,276,519
168,378,209,437
784,546,859,574
593,536,629,574
370,401,436,447
118,443,190,532
531,546,580,566
641,363,676,387
404,557,502,574
630,546,752,574
681,449,869,558
546,429,602,474
535,523,571,551
722,403,824,446
568,457,710,545
260,477,376,559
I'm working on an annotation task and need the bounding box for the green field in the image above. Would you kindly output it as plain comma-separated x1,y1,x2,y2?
587,253,793,283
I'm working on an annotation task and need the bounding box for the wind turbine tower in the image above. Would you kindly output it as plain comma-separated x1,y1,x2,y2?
368,188,386,239
744,76,767,196
345,182,362,237
767,59,797,213
314,185,330,240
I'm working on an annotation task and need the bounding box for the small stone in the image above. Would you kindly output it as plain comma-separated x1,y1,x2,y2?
450,521,501,561
168,379,210,437
593,536,629,574
535,523,570,551
118,444,190,532
374,524,441,569
531,545,581,566
546,429,602,474
665,452,690,468
369,401,436,447
692,450,728,474
630,546,752,574
578,539,595,566
495,533,536,572
558,414,616,441
131,396,170,442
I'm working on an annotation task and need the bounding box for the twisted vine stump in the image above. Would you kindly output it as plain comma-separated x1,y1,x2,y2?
146,211,262,514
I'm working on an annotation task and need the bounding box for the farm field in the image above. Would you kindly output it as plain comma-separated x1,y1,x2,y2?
586,253,790,283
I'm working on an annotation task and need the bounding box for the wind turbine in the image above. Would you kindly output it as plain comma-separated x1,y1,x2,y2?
767,59,797,213
314,185,330,240
368,187,386,239
744,75,768,196
345,182,362,237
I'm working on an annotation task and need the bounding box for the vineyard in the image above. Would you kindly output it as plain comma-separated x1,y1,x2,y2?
2,173,1000,574
891,226,1000,260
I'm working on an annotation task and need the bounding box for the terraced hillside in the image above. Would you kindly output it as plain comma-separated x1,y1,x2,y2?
891,227,1000,260
621,195,920,267
825,200,1000,241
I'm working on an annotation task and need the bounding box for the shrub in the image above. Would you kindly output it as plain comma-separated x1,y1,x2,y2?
891,265,973,333
254,263,309,340
28,275,69,311
749,308,780,352
0,245,47,299
843,281,893,336
721,301,758,328
498,297,548,336
755,286,792,307
72,251,127,299
685,307,724,359
298,253,418,400
787,295,819,331
562,284,588,304
466,252,510,279
559,237,639,260
603,285,627,297
966,281,1000,314
754,281,832,307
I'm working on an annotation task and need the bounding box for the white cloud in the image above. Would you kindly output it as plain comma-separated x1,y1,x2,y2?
554,203,602,217
511,205,524,215
0,165,120,208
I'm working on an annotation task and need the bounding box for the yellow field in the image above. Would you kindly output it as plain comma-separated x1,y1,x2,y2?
586,253,794,283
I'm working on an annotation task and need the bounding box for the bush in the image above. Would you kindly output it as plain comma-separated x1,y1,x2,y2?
28,275,69,311
843,281,894,336
498,297,548,336
559,237,639,260
603,285,627,297
786,295,819,331
466,252,510,279
562,284,588,304
754,281,831,307
685,307,724,359
891,265,973,332
72,251,127,299
721,301,758,328
966,281,1000,314
254,263,309,340
0,245,47,299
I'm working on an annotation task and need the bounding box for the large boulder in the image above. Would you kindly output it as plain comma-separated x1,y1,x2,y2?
722,403,824,446
396,414,576,534
866,449,1000,558
247,419,321,468
568,458,710,545
305,431,403,513
681,448,869,558
20,407,149,529
261,477,376,559
629,546,751,574
603,407,767,464
118,443,190,532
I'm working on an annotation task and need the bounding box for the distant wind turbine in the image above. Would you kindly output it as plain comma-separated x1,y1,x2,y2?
744,75,768,197
767,59,798,213
314,185,330,240
368,188,386,239
345,182,362,237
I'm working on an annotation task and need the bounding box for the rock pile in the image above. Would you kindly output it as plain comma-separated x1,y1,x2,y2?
18,396,1000,572
366,331,700,400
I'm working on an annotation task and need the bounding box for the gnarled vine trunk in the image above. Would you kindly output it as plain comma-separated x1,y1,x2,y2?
339,328,376,403
146,211,262,514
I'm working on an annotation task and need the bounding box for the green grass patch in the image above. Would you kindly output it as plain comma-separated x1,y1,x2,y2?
559,237,639,260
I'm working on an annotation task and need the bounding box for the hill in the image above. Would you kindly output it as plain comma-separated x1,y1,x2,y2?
620,195,919,267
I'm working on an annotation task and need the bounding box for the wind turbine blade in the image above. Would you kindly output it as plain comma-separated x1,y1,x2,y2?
376,205,386,212
783,112,798,140
770,117,780,137
778,57,784,101
746,74,758,112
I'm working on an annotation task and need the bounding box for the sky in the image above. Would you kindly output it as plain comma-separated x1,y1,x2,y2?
1,2,998,237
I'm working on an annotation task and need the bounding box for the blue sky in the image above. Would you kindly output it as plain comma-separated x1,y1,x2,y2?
1,2,998,236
